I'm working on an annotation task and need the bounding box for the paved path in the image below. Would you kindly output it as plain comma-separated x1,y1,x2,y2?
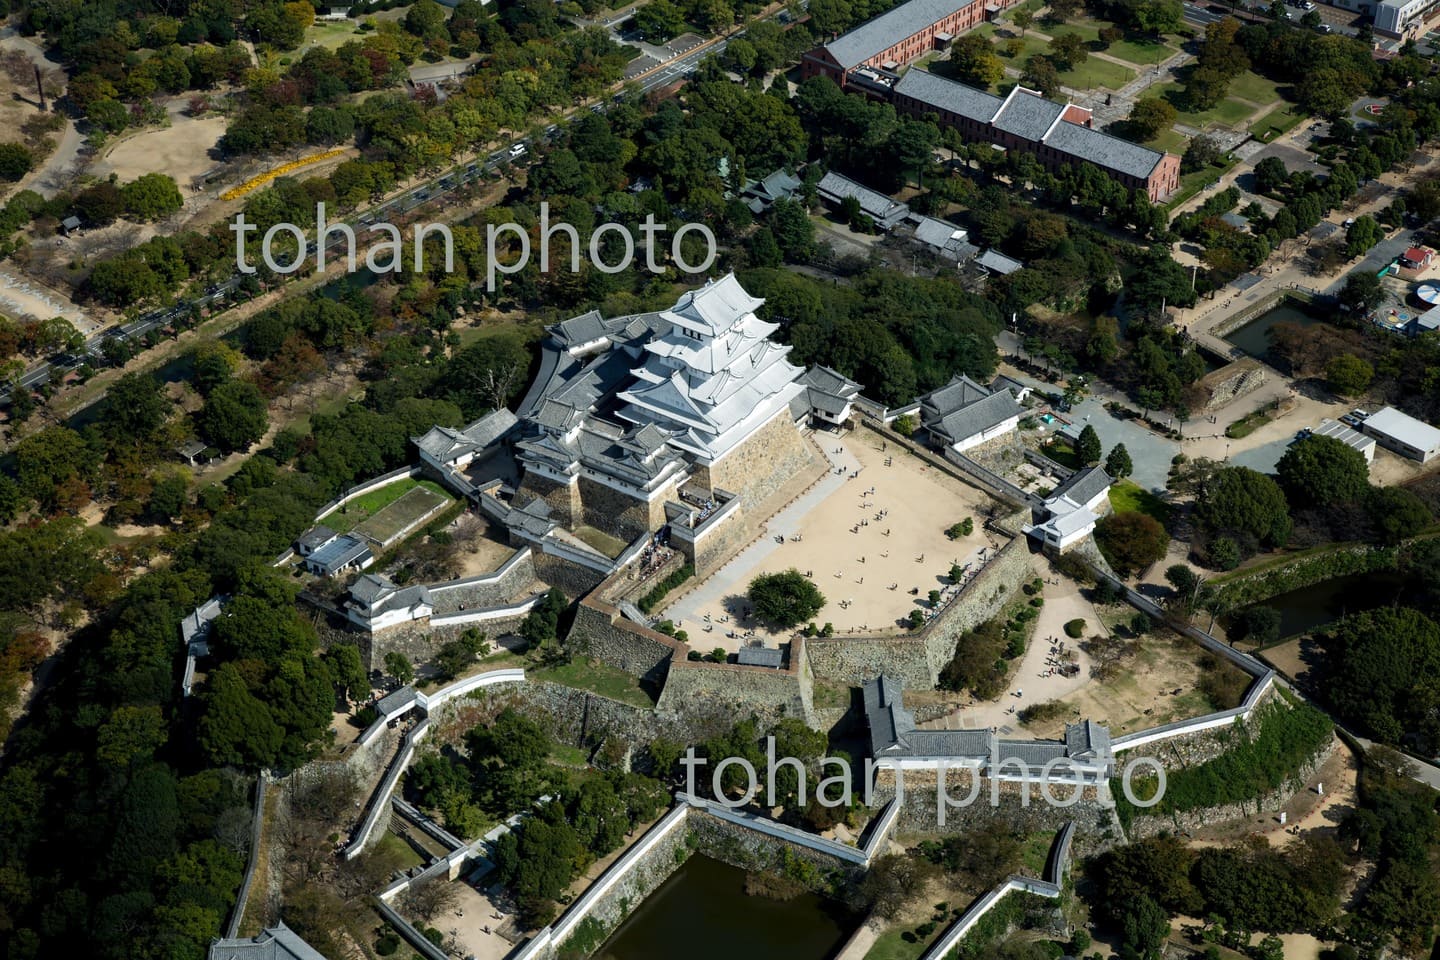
661,440,858,634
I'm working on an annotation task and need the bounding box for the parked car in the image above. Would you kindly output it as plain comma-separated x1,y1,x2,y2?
507,143,527,159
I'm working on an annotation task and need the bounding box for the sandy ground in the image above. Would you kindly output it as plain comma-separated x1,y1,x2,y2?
661,429,1005,651
450,517,523,579
915,561,1101,732
441,880,518,960
1262,636,1321,685
92,115,228,189
0,263,90,327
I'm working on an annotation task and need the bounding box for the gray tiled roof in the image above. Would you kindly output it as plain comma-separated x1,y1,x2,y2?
1051,466,1111,506
992,87,1065,142
552,309,609,347
208,922,328,960
976,249,1024,275
921,375,992,417
933,390,1022,444
295,525,336,552
893,67,1003,122
912,215,969,252
821,0,973,69
737,645,785,667
816,172,911,227
1042,118,1164,180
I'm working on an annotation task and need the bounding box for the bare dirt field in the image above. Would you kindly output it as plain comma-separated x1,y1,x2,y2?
92,116,228,189
1186,739,1358,850
660,428,1006,651
1262,635,1323,685
1014,626,1237,739
451,517,524,579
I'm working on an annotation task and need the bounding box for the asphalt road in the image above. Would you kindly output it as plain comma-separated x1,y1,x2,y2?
0,5,793,408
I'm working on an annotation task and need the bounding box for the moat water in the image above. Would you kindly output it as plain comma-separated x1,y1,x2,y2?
1238,570,1418,638
595,856,859,960
1223,300,1324,359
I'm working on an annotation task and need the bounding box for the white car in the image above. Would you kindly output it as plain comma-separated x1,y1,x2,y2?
507,143,527,159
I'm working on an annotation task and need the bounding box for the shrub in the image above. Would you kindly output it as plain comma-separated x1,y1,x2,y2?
375,933,400,956
748,568,826,627
1064,618,1086,638
946,517,975,539
638,563,694,614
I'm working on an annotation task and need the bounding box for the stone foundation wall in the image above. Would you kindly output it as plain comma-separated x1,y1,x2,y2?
805,636,933,687
692,409,822,508
1123,736,1337,840
656,650,814,729
1115,681,1282,768
961,430,1027,476
873,769,1119,839
532,549,609,596
516,472,579,528
688,504,750,580
687,808,865,885
425,550,535,615
577,475,667,543
364,611,530,671
804,537,1032,688
567,594,680,686
1198,360,1268,413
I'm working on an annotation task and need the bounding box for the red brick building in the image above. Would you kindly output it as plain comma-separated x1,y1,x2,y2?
801,0,1021,86
893,69,1182,202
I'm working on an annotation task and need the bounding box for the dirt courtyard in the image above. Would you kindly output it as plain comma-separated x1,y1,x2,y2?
91,115,228,191
660,428,1006,651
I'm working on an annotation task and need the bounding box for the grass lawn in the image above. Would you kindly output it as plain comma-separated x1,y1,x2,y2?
532,657,658,708
1042,437,1082,470
319,477,450,533
1250,102,1305,142
1020,831,1054,875
1166,160,1235,210
1149,81,1256,128
1226,70,1284,105
573,525,629,559
549,743,590,767
1060,56,1134,91
300,19,362,52
1146,127,1189,155
1109,480,1172,525
992,31,1051,64
864,925,942,960
1107,36,1174,67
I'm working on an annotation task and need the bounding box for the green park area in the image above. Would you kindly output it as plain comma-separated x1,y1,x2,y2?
318,477,453,535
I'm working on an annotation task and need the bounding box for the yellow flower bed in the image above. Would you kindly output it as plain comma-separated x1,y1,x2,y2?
219,148,348,201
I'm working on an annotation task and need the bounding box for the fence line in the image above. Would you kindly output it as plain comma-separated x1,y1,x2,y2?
223,774,269,939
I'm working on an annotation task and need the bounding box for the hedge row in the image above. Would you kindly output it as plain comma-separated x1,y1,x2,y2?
637,563,694,614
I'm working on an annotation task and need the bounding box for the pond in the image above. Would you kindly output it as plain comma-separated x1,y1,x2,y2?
595,856,860,960
1223,299,1324,359
1239,569,1418,639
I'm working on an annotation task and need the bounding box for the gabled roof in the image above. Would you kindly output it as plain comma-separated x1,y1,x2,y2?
912,215,969,253
976,249,1024,275
893,67,1004,123
661,274,764,337
921,375,993,417
208,921,329,960
816,171,911,227
295,525,337,552
992,85,1066,142
932,390,1022,443
737,645,784,667
819,0,973,69
552,309,610,347
1050,466,1111,507
1042,118,1166,180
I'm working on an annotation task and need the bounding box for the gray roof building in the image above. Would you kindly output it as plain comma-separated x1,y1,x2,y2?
304,534,373,577
741,168,804,214
992,85,1066,142
1361,406,1440,462
294,525,338,556
1041,116,1166,180
894,67,1003,123
815,171,911,229
862,675,1112,773
208,922,328,960
737,645,785,668
1050,465,1111,508
919,375,1023,448
911,215,972,261
975,249,1024,275
820,0,973,69
413,408,519,467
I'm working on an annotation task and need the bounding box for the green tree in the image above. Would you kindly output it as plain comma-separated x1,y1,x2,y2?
1195,466,1291,549
1325,353,1373,397
103,371,170,443
1321,607,1440,745
1338,269,1384,313
1096,512,1170,576
636,0,687,41
1077,424,1102,465
0,143,33,182
1021,56,1061,98
1253,156,1289,194
384,651,415,684
324,643,369,705
1105,443,1133,479
120,173,184,221
748,569,826,628
1276,434,1370,508
197,380,269,452
1345,215,1384,257
1127,98,1178,141
1368,486,1431,545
